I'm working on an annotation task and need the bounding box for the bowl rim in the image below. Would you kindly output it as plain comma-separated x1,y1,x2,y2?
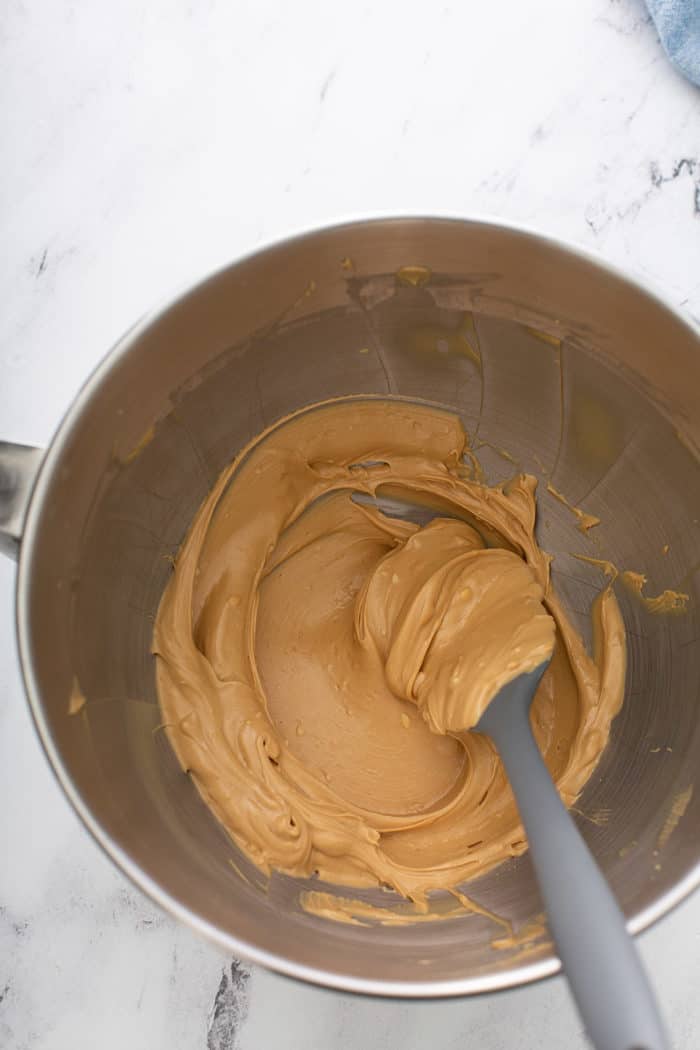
14,211,700,998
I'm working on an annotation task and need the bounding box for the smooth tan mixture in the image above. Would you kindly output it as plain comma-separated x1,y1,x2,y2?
154,398,626,908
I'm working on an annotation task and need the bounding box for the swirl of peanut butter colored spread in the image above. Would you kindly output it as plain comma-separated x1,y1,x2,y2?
154,398,626,908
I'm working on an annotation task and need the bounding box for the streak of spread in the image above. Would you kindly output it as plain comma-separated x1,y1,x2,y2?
154,398,626,919
573,555,689,614
491,913,548,951
524,327,562,349
67,676,86,716
396,265,431,287
297,886,521,935
474,439,519,467
546,481,601,533
120,424,156,465
657,786,693,850
620,571,688,614
297,890,508,929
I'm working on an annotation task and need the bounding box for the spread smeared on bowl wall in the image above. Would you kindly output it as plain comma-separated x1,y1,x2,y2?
153,398,626,915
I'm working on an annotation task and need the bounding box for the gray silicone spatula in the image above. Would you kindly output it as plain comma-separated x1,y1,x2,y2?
477,664,668,1050
352,492,669,1050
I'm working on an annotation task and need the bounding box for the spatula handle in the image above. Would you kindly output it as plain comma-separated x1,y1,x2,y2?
491,693,668,1050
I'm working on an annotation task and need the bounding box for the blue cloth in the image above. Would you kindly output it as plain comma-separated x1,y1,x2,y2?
646,0,700,86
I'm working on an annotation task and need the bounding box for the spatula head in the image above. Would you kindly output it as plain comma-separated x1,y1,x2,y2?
475,661,550,741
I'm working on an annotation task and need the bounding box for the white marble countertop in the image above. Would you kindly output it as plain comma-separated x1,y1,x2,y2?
2,1,699,1047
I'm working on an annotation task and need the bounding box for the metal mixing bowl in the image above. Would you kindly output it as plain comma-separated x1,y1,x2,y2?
2,217,699,997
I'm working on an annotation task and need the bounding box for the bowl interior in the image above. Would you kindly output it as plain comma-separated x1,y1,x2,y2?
21,219,700,995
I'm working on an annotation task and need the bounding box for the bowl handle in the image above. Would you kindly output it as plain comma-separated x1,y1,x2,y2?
0,442,44,560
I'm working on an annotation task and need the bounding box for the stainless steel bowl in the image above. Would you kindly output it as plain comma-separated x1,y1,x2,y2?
2,217,699,997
